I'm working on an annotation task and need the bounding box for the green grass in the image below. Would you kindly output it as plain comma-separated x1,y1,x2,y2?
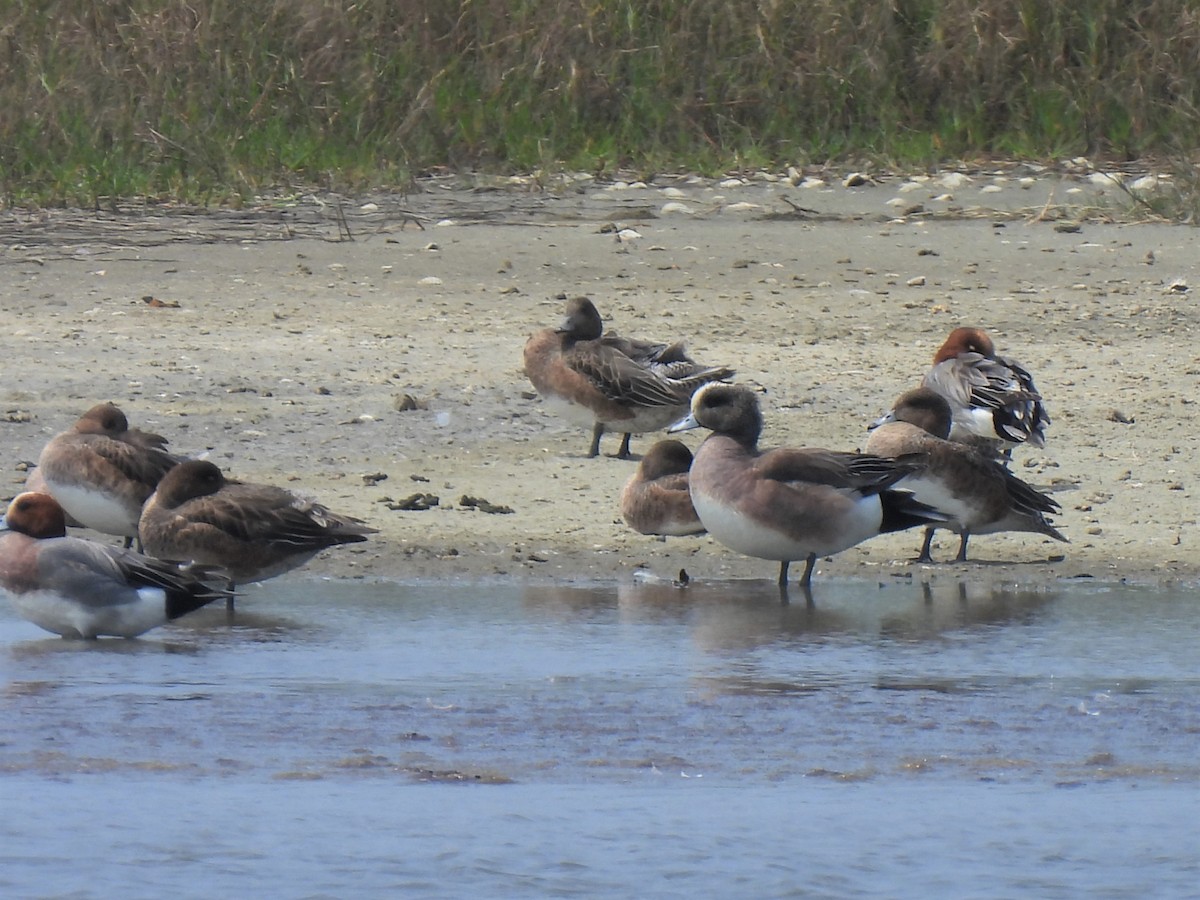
3,0,1200,206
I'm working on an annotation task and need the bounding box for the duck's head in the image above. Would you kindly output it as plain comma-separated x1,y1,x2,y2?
669,383,763,446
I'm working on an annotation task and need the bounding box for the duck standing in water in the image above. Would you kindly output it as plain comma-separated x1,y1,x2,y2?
0,492,233,639
140,460,377,608
671,384,946,598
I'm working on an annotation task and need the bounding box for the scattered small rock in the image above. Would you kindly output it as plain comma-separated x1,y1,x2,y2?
3,410,33,423
459,495,514,515
659,201,693,216
394,393,427,412
387,493,440,511
1054,223,1082,234
410,473,430,483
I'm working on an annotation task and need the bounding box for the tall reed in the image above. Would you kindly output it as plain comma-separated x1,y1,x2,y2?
3,0,1199,204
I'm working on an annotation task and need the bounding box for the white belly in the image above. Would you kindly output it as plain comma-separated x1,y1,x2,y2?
539,393,683,433
692,489,883,561
539,393,599,429
9,588,165,639
45,483,139,537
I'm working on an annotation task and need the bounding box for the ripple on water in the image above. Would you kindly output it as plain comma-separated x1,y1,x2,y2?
2,576,1198,895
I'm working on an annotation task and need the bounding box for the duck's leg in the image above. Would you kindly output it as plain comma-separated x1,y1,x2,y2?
781,555,817,607
588,422,605,458
799,553,817,588
617,432,633,459
955,531,971,562
917,526,937,563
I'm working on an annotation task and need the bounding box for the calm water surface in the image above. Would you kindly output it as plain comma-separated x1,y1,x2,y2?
2,576,1197,897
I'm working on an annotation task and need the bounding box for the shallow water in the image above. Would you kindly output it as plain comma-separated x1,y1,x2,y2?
2,576,1198,897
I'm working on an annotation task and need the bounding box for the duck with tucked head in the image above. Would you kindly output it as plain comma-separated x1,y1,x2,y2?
140,460,378,607
0,492,233,639
524,297,734,459
36,402,184,548
867,387,1067,562
921,326,1049,457
670,384,947,596
620,439,705,537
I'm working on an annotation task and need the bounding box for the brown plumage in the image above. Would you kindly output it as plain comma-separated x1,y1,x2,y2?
140,460,377,605
866,387,1067,562
36,402,184,546
620,439,704,536
670,384,947,592
524,297,734,458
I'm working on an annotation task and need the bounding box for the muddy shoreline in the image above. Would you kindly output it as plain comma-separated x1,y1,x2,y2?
2,167,1196,589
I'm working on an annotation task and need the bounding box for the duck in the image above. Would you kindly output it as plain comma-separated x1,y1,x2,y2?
0,492,233,639
35,402,184,548
866,387,1067,562
524,296,734,458
620,439,705,536
921,326,1049,456
139,460,378,603
23,465,82,527
669,383,947,593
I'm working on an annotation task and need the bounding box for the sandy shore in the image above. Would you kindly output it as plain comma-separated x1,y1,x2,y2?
2,166,1196,589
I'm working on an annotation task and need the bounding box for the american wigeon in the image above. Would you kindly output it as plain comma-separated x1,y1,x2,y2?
139,460,377,604
0,492,233,639
921,326,1049,455
620,439,705,536
866,388,1067,562
524,297,734,458
669,384,947,593
36,402,183,547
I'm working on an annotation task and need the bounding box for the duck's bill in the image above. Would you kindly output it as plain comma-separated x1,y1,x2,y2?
867,409,896,431
667,412,700,433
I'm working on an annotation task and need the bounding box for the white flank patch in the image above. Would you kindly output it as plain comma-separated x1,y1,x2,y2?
897,475,970,529
951,407,1005,443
